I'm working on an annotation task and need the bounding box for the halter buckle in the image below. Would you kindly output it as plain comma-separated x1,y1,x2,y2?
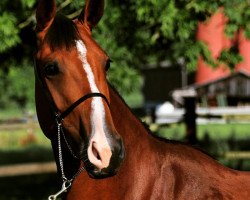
55,113,63,125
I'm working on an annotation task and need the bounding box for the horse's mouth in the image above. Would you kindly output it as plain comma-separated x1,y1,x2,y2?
88,167,118,179
82,148,124,179
82,158,118,179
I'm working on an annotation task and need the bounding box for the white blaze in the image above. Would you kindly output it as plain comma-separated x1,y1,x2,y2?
76,40,111,169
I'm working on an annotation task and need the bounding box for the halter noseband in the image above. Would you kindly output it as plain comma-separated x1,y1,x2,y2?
55,92,110,124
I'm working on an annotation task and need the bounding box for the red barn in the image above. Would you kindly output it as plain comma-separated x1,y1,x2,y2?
197,10,250,83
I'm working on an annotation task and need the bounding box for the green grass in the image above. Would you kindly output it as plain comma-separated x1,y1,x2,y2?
157,123,250,140
0,127,50,150
0,108,32,120
0,108,49,150
197,123,250,139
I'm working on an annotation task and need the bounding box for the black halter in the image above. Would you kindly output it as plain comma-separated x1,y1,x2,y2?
55,92,110,123
34,60,110,124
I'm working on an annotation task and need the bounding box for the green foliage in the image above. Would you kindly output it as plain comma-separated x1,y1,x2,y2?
0,12,20,52
93,19,142,96
134,0,210,67
218,47,243,70
0,60,34,110
182,41,217,71
1,0,250,109
7,61,35,109
21,0,36,8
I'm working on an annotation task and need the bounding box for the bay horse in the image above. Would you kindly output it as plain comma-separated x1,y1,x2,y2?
35,0,250,199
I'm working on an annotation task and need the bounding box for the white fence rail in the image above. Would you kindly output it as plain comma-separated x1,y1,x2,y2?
156,106,250,124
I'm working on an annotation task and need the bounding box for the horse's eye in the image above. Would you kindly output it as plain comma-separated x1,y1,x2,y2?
44,63,59,77
105,59,112,71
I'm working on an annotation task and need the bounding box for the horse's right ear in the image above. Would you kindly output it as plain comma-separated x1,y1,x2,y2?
78,0,105,30
36,0,56,32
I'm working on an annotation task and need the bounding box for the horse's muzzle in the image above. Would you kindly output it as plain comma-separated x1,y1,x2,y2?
86,136,125,179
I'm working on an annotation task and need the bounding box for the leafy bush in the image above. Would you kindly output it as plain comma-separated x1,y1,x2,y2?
0,59,34,110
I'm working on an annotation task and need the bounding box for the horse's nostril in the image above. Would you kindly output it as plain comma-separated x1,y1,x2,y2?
97,153,101,160
92,143,101,160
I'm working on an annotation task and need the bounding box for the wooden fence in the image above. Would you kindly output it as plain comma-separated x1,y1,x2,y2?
0,162,56,177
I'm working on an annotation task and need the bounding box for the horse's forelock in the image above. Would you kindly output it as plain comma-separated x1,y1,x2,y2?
44,14,80,51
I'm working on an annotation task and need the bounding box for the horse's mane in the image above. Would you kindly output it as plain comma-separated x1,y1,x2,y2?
108,83,215,159
45,13,80,51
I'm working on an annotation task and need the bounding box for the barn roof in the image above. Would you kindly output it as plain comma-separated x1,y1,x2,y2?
194,70,250,89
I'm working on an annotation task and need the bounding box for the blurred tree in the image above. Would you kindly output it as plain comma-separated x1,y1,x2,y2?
7,60,35,109
1,0,250,109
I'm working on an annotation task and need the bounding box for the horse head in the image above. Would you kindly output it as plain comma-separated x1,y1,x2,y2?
35,0,125,179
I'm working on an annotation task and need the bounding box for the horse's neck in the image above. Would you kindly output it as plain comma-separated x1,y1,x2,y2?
109,87,148,138
108,86,151,147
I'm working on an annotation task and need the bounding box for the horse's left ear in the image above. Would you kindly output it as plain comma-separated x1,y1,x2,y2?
78,0,105,30
36,0,56,32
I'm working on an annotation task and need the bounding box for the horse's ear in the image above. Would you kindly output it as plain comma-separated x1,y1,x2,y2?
78,0,105,30
36,0,56,32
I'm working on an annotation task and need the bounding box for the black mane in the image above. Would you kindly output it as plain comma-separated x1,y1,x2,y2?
45,14,80,50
